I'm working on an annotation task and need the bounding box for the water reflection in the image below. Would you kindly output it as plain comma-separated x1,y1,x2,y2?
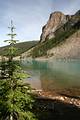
22,59,80,95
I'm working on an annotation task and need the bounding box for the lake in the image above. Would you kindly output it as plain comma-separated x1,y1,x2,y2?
21,59,80,96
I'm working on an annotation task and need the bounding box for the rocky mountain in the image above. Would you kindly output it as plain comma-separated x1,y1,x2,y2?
40,12,71,42
31,10,80,59
40,10,80,43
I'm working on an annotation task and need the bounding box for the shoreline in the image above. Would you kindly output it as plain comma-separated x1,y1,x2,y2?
32,89,80,108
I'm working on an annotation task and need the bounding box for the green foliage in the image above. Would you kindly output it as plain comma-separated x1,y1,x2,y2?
0,21,37,120
0,79,36,120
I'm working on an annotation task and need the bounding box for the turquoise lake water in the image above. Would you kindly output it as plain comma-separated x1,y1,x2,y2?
22,59,80,96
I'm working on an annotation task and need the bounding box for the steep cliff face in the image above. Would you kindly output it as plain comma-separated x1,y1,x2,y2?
40,12,71,42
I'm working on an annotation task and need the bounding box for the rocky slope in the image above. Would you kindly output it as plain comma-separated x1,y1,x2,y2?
47,30,80,59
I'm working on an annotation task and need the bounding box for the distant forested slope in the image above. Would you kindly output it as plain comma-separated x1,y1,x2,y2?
0,41,38,56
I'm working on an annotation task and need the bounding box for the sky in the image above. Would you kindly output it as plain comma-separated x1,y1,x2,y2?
0,0,80,46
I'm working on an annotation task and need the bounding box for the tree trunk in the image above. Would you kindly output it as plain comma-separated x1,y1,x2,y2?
10,114,13,120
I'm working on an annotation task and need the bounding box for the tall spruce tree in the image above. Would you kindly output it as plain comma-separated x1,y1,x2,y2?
0,21,37,120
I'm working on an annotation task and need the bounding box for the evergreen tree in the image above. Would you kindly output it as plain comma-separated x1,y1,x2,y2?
0,21,37,120
0,56,7,78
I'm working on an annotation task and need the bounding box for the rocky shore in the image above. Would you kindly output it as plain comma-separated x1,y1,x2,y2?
32,89,80,108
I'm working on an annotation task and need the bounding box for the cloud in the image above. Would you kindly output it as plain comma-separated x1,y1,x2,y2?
0,0,80,46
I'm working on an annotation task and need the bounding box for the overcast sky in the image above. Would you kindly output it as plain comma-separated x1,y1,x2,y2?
0,0,80,46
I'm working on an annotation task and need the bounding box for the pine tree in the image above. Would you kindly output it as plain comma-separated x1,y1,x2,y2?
0,21,37,120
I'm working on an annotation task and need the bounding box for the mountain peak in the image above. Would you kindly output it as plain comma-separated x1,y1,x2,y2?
40,11,69,42
40,10,80,42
